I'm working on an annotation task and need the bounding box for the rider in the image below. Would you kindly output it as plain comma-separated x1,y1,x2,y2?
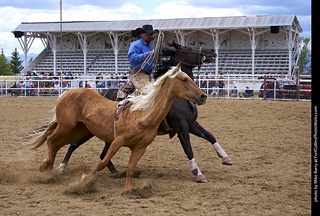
117,24,159,100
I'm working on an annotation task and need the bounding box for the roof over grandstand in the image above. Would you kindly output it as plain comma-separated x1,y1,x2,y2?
12,15,302,33
12,14,303,77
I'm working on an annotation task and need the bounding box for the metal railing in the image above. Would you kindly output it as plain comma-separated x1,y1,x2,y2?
0,74,311,101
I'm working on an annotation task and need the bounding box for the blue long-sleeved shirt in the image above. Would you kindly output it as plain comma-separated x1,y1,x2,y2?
128,37,154,72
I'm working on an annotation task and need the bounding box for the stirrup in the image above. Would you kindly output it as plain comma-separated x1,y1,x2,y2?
116,81,135,101
116,90,126,101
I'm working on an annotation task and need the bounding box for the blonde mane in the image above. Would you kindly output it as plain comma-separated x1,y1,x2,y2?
128,67,181,111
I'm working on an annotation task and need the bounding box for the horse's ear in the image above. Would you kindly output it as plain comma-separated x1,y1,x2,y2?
172,41,179,50
176,62,181,70
172,62,181,75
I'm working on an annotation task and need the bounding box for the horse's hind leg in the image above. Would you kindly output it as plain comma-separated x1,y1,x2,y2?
59,139,119,174
41,123,91,171
58,134,94,171
189,121,232,165
41,126,67,171
100,142,118,174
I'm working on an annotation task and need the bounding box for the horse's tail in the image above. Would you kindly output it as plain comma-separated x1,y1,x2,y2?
25,107,57,139
28,119,58,150
24,125,48,140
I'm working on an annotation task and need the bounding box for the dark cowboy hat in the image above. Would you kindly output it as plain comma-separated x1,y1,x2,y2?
131,25,159,37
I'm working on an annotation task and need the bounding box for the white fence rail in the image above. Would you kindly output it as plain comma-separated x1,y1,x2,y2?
0,74,311,101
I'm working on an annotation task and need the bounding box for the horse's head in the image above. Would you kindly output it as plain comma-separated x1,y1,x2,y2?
169,41,217,65
169,63,207,105
156,41,216,79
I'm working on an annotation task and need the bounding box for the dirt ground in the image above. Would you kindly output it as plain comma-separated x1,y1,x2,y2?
0,97,311,215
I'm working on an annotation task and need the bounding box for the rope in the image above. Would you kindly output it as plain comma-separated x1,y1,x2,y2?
153,32,164,70
103,32,164,97
139,50,154,72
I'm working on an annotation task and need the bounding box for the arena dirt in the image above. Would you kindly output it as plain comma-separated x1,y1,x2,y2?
0,97,311,215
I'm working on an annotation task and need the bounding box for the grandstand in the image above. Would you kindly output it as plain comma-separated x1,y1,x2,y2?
12,15,302,77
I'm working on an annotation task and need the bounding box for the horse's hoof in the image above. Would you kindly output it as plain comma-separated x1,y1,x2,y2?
196,173,207,183
71,174,88,186
109,168,119,174
57,163,67,172
39,165,45,172
222,156,233,165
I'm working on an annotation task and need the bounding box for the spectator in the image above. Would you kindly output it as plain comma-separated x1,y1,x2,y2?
62,72,68,80
51,82,59,94
26,71,31,78
16,81,22,95
231,86,238,97
96,73,103,89
79,81,83,88
201,73,208,88
38,72,44,80
218,73,224,87
243,86,254,98
85,81,91,88
68,72,72,78
61,77,67,88
208,74,215,88
67,72,73,87
20,81,25,95
27,83,37,96
211,83,219,97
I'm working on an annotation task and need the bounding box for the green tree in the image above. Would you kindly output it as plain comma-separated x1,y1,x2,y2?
0,48,12,75
299,37,311,74
10,48,23,74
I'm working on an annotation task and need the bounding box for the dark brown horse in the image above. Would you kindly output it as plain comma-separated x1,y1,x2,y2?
58,41,232,183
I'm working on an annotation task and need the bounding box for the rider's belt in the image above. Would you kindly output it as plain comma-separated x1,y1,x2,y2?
130,68,151,75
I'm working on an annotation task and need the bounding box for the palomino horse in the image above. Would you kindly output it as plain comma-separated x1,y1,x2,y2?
29,64,207,191
58,41,232,183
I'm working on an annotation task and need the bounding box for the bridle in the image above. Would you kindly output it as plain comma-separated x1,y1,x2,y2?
171,46,206,68
170,46,206,84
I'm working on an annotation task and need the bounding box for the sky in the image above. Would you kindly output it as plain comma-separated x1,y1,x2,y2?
0,0,311,56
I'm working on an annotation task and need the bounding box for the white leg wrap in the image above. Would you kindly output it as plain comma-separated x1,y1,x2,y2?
189,158,202,175
189,158,197,170
213,142,227,157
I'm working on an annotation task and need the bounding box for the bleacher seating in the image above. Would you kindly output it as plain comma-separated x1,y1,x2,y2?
30,49,131,75
200,50,289,75
28,48,289,77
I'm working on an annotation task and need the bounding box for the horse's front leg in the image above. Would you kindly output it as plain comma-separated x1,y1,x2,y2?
81,137,124,183
174,121,207,183
124,146,147,191
189,121,232,165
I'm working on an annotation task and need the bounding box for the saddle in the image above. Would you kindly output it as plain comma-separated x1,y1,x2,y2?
116,81,135,101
